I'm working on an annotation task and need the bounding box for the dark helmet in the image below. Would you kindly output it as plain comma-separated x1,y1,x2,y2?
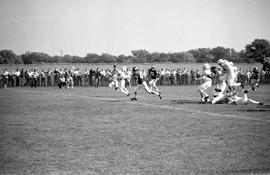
211,66,217,73
132,66,139,72
253,67,258,72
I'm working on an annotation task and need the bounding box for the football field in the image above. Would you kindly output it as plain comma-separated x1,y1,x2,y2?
0,85,270,175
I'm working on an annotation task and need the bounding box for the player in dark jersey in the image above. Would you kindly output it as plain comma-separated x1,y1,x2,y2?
262,57,270,72
130,67,162,101
148,66,160,93
250,67,260,91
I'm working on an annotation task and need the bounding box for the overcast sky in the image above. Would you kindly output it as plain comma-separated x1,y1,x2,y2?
0,0,269,56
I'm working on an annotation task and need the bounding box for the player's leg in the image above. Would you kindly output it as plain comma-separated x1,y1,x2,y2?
198,81,211,102
143,81,162,99
130,84,143,100
152,79,159,92
149,79,154,91
241,89,263,105
250,79,260,91
119,79,130,96
212,81,226,104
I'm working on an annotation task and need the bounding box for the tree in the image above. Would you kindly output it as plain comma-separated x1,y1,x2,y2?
0,50,23,64
188,48,212,63
21,52,52,64
210,47,230,62
117,54,127,63
244,39,270,63
131,49,149,63
100,53,117,63
84,53,99,63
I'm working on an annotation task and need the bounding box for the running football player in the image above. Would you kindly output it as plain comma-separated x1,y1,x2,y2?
130,67,162,101
148,66,160,93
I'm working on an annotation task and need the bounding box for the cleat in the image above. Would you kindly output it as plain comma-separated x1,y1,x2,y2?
204,96,210,103
158,92,162,99
130,97,137,101
115,87,119,91
259,102,264,105
251,86,256,91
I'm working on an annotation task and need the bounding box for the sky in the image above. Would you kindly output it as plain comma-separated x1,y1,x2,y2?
0,0,270,56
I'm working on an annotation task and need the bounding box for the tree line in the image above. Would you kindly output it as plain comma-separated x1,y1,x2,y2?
1,39,270,65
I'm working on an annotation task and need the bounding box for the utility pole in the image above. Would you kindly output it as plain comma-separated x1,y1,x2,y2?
60,50,63,58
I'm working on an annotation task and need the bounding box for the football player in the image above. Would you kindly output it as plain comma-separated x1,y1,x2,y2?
148,66,160,93
217,59,243,95
195,63,212,102
117,66,130,96
108,65,119,90
130,67,162,101
210,66,227,104
214,89,263,105
249,67,260,91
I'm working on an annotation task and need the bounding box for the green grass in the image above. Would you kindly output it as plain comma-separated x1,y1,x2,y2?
0,85,270,174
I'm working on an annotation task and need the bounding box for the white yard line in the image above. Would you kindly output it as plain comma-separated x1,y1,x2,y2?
8,88,270,123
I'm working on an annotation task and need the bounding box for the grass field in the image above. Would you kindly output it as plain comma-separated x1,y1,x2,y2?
0,85,270,175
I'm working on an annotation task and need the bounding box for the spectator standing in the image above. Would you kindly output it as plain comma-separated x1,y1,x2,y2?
31,69,39,88
94,68,101,88
47,69,52,86
2,69,9,88
40,70,46,86
20,68,25,86
14,69,21,86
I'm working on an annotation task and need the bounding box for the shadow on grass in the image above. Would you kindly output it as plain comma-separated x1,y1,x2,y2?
238,109,270,112
170,99,206,104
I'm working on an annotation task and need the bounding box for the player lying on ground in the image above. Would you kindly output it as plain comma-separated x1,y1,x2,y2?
130,66,162,101
214,89,263,105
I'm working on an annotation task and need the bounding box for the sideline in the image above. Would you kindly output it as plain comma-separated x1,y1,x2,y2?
7,88,270,123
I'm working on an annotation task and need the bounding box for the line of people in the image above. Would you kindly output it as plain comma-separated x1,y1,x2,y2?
1,64,270,89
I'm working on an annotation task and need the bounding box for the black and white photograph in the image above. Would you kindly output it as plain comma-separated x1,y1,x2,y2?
0,0,270,174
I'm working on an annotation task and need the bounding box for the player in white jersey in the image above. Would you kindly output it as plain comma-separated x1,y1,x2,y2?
217,59,243,95
214,89,263,105
196,63,212,102
211,66,227,104
117,66,130,96
108,65,119,90
126,68,132,88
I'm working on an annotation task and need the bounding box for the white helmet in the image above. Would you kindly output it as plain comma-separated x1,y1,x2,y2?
217,59,224,65
203,63,210,70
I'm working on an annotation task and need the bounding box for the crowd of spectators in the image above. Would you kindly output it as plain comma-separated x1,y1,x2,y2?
1,66,270,88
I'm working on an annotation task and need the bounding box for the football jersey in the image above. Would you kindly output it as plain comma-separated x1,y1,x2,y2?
251,70,260,79
202,69,212,82
118,70,127,80
148,68,158,79
133,71,145,84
